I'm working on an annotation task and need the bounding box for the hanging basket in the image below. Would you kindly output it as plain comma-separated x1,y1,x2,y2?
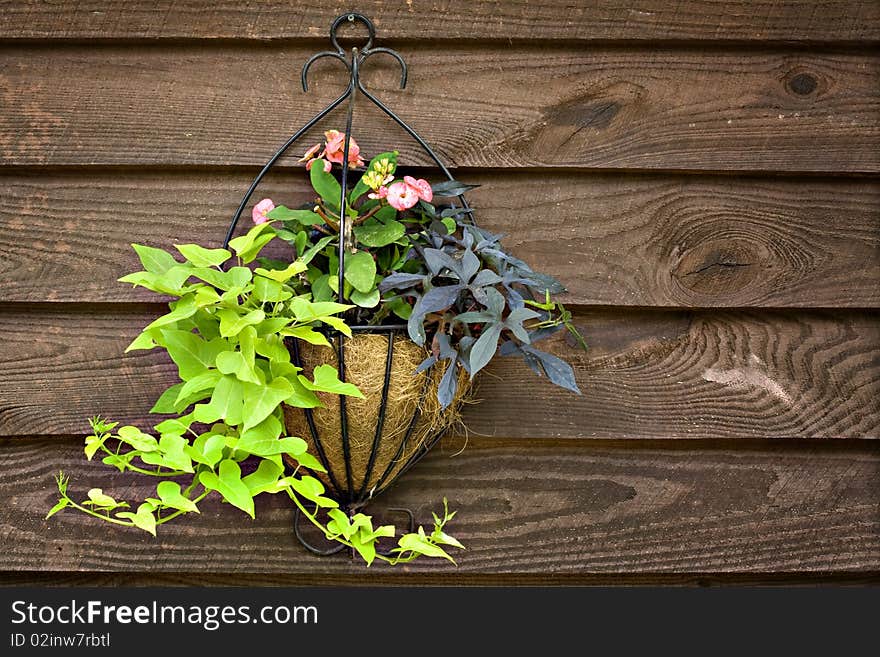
283,327,471,510
221,13,481,549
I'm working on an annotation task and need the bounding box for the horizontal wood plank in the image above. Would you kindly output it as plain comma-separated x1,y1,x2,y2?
2,171,877,307
1,1,877,43
0,306,876,440
2,436,877,574
1,46,877,172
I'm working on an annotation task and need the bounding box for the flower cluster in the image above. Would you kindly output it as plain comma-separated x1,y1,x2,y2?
248,130,585,408
299,129,365,172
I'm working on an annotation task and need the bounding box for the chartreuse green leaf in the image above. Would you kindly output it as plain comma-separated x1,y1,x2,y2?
289,475,338,508
153,414,194,435
188,432,226,468
397,530,455,563
149,383,186,414
216,308,265,338
83,488,126,510
279,325,331,347
300,235,336,267
117,426,159,452
84,432,111,460
241,378,296,430
193,375,244,425
228,222,276,264
175,370,222,405
45,498,69,519
343,251,376,293
175,244,231,268
125,329,160,353
142,294,198,332
160,329,227,380
255,260,307,283
252,276,290,303
116,503,157,536
300,364,363,398
132,244,179,275
140,433,193,472
242,459,285,496
153,481,200,513
190,265,252,291
199,459,254,518
254,334,290,363
289,298,352,322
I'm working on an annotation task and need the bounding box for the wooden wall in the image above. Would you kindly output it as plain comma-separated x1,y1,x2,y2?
1,1,878,584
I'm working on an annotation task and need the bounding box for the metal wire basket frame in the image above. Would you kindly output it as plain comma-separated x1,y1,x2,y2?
221,13,475,555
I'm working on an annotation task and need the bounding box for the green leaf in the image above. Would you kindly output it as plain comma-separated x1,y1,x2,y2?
354,218,405,247
140,433,193,472
255,334,291,363
343,251,377,293
310,160,342,210
289,475,338,508
161,329,226,380
155,481,200,513
176,370,223,404
350,287,380,308
252,276,290,303
254,260,307,283
240,378,295,430
116,503,157,536
132,243,179,275
149,383,186,414
125,330,159,353
397,533,455,563
216,308,266,338
279,325,331,347
266,205,323,225
199,459,255,518
300,364,364,398
84,488,123,509
289,298,352,323
190,265,252,291
153,414,194,435
228,222,276,264
300,235,336,266
46,498,68,519
175,244,231,268
117,426,159,452
84,432,110,460
142,294,198,332
290,450,326,473
216,351,262,385
242,459,285,496
327,508,354,539
193,375,244,425
188,432,226,468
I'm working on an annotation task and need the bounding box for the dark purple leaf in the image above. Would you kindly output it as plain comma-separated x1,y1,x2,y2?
431,180,480,197
522,345,581,394
469,322,502,375
437,360,459,409
378,272,425,292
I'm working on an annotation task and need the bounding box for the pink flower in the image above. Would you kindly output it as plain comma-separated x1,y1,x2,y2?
321,129,365,168
368,185,389,200
306,157,332,173
252,198,275,224
404,176,433,202
386,181,419,211
297,143,322,162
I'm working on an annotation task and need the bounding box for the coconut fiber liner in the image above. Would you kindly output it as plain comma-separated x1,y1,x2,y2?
283,333,472,502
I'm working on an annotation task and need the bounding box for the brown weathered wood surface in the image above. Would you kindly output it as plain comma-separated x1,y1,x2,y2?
2,436,877,574
1,171,877,307
1,0,878,583
1,47,877,172
1,306,876,440
1,1,877,43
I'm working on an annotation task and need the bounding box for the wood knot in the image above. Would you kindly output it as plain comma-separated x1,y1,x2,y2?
671,241,763,299
787,72,818,96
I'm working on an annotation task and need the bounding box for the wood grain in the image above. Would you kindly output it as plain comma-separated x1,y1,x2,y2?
2,170,877,307
1,46,877,172
0,1,876,43
2,436,877,574
1,306,876,440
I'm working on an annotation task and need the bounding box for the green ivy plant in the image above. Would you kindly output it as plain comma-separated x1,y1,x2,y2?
47,227,463,565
